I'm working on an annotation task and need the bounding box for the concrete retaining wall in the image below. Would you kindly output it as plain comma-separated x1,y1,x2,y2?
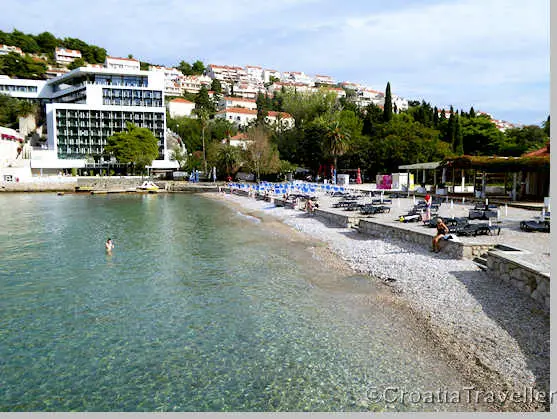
358,218,493,259
486,251,550,312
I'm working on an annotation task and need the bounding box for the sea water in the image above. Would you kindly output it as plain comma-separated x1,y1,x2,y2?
0,193,479,412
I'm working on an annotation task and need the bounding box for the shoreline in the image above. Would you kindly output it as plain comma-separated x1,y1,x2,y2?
207,191,550,412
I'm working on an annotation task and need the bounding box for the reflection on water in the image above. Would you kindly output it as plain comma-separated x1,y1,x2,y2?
0,193,476,412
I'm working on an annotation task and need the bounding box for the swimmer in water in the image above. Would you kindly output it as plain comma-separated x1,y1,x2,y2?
105,238,114,253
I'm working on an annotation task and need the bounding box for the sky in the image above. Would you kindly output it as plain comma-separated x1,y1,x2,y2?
0,0,549,126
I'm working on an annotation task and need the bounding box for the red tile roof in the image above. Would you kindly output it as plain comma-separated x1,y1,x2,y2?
217,107,258,115
230,133,249,140
107,56,139,62
267,111,293,119
170,98,194,104
523,143,550,157
223,97,256,103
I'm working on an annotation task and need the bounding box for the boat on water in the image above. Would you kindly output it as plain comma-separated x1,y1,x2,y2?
137,181,159,193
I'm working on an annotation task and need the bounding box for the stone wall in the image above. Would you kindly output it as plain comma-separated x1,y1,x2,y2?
486,250,550,312
358,218,493,259
1,177,77,192
314,208,359,228
77,176,145,190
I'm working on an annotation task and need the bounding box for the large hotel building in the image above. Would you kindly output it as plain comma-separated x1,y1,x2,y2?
0,60,171,173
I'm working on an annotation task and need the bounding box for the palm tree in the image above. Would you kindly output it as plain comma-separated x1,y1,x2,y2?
16,101,38,119
324,120,351,182
217,144,239,178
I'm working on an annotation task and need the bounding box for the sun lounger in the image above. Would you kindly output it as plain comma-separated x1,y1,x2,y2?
468,204,499,220
520,220,550,233
344,202,364,211
456,223,501,236
360,204,391,215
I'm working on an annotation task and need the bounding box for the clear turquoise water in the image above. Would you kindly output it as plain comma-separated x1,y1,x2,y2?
0,193,475,412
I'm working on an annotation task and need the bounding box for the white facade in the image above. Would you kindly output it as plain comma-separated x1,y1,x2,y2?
263,69,281,84
281,71,314,86
0,44,23,55
180,75,211,94
353,88,384,108
265,111,294,130
218,96,257,111
268,82,317,95
167,98,195,118
223,133,252,150
392,95,408,112
0,75,47,99
105,56,141,71
245,65,264,83
43,67,167,161
314,74,335,85
0,127,31,181
321,87,346,99
206,64,247,83
54,47,82,64
149,65,184,96
215,107,257,128
230,82,261,100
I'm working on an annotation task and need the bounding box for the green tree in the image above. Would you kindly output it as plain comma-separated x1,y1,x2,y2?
445,106,455,144
0,94,21,127
193,107,210,174
177,60,193,75
104,122,159,173
366,115,448,174
170,147,188,169
194,85,215,115
10,29,40,53
68,57,85,70
469,107,476,119
35,31,58,52
453,114,464,155
362,103,384,137
0,52,47,79
191,60,205,75
216,144,240,177
208,118,237,142
497,125,548,156
16,100,38,119
88,45,107,64
256,93,269,123
383,82,393,122
542,115,550,137
167,116,202,154
461,114,504,155
210,78,222,94
245,125,280,181
323,120,351,177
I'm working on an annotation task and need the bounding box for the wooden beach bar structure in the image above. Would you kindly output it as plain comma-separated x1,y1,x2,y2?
399,149,550,201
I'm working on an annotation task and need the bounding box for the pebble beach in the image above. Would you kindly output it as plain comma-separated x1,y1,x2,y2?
210,190,551,412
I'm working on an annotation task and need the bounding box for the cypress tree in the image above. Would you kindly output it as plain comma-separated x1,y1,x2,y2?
469,107,476,118
453,114,464,154
433,106,439,127
383,82,392,122
446,106,455,143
